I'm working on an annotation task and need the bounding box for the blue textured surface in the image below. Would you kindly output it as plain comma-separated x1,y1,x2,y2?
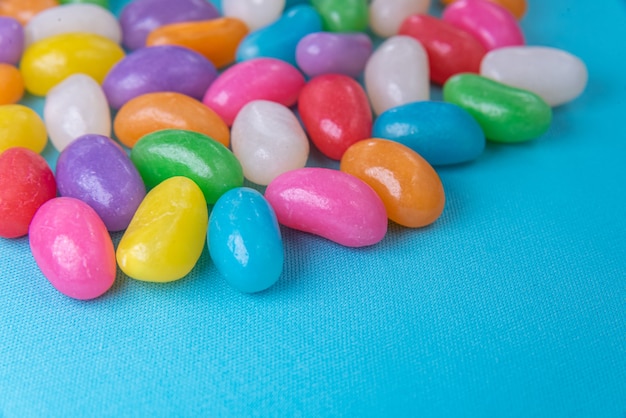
1,1,625,417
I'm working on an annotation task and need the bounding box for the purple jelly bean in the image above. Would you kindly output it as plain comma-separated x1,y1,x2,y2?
102,45,218,109
120,0,220,50
56,134,146,232
296,32,373,78
0,17,24,65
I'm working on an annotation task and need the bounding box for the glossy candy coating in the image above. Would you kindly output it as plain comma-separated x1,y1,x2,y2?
312,0,369,32
208,187,284,293
373,101,485,166
298,74,372,160
0,148,56,239
103,45,218,109
0,64,25,105
296,32,372,78
265,168,388,247
44,74,111,151
441,0,526,19
369,0,431,38
399,14,487,85
131,129,243,204
116,177,208,283
29,197,116,300
21,33,125,96
231,100,309,185
0,105,47,154
341,138,445,228
443,73,552,143
55,134,146,232
146,17,248,69
222,0,285,32
114,92,230,149
202,58,305,126
0,17,24,65
0,0,58,26
60,0,109,7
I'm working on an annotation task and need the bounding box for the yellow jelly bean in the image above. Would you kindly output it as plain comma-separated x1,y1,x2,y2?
20,33,125,96
116,176,208,283
0,104,47,154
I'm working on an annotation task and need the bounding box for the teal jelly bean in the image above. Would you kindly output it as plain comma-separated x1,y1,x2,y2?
311,0,369,32
372,101,486,165
208,187,284,293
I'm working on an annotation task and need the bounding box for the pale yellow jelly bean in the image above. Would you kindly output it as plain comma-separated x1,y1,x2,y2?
20,33,125,96
0,104,47,154
116,176,208,283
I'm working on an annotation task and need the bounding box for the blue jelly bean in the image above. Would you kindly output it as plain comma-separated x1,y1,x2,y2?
372,101,486,166
236,5,323,66
208,187,284,293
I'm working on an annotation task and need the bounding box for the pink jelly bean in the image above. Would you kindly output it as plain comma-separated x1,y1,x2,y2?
442,0,524,51
29,197,116,300
265,168,388,247
202,57,306,126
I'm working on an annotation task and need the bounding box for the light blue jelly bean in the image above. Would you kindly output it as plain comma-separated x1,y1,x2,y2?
208,187,284,293
236,5,323,66
372,101,486,166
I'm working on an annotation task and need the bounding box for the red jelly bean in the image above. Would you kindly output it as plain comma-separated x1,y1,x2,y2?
399,14,486,85
298,74,372,160
0,147,57,239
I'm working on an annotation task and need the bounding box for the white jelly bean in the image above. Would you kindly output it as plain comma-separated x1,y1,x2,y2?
222,0,286,32
44,74,111,151
370,0,431,38
231,100,309,186
364,35,429,115
480,46,588,107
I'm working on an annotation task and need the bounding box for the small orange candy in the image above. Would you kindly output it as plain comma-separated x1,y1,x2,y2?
114,92,230,149
0,0,59,26
146,18,249,69
0,64,24,104
340,138,445,228
441,0,527,19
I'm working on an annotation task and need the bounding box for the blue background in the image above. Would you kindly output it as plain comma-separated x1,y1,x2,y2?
1,1,625,416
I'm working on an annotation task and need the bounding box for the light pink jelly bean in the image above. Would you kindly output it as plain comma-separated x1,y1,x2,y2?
29,197,116,300
442,0,524,51
202,57,306,126
265,168,388,247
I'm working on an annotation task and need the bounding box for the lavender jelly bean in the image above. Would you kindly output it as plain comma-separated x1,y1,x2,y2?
296,32,373,78
0,17,24,65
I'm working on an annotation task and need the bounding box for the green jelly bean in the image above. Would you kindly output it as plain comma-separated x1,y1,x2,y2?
443,73,552,143
311,0,369,32
130,129,244,204
59,0,109,7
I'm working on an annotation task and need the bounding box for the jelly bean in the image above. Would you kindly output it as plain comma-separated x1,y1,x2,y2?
146,18,248,69
0,105,47,154
120,0,220,50
0,17,24,65
0,64,25,105
373,101,485,165
44,74,111,151
236,6,322,67
55,134,146,232
364,36,429,115
399,14,487,85
231,100,309,185
298,74,372,160
441,0,526,20
0,0,58,26
480,46,588,107
443,0,524,51
312,0,369,32
341,139,445,228
116,176,209,283
208,187,284,293
222,0,285,32
265,168,387,247
103,45,217,109
130,129,243,204
114,92,230,149
60,0,108,7
443,73,552,143
0,148,56,239
29,197,116,300
203,58,305,126
369,0,431,38
295,32,372,78
21,33,125,96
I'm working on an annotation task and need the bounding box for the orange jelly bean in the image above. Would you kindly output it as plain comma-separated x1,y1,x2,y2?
0,0,59,26
146,18,249,69
441,0,526,19
340,138,445,228
114,92,230,149
0,64,24,104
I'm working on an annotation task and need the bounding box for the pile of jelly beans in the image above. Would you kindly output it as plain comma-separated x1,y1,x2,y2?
0,0,588,299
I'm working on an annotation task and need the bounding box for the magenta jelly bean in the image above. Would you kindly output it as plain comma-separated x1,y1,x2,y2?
203,57,306,126
0,17,24,65
296,32,373,78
